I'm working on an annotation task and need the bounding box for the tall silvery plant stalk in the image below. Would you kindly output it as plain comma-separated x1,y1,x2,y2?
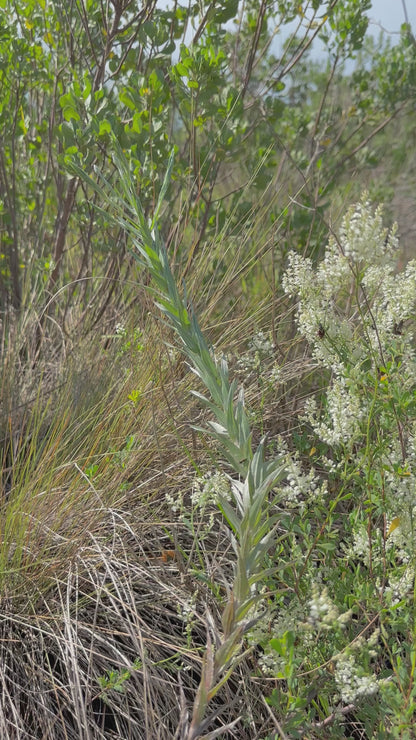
67,140,286,739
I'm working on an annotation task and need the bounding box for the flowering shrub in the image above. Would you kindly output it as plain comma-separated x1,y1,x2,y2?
283,197,416,556
250,198,416,736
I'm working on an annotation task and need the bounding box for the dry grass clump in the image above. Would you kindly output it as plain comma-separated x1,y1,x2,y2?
0,508,280,739
0,338,206,737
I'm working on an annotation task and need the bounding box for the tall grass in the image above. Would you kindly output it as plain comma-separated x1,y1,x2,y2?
67,139,289,738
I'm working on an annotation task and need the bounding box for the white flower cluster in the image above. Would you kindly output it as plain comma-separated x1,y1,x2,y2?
282,244,354,370
383,519,412,563
307,585,352,630
246,600,310,676
363,260,416,354
115,322,126,335
177,591,198,621
343,511,415,571
340,199,397,264
269,363,283,384
334,653,379,704
304,377,367,446
191,470,232,507
384,468,415,510
342,524,377,568
166,470,231,533
308,585,339,628
283,197,416,451
383,564,415,607
277,451,327,510
177,590,200,644
380,428,416,543
236,330,275,373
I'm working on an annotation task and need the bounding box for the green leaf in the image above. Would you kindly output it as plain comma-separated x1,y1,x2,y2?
175,61,189,76
119,88,136,111
214,0,239,23
98,119,112,135
62,107,80,122
131,111,143,134
82,74,92,101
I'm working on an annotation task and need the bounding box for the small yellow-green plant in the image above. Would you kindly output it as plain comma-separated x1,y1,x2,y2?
98,658,143,704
